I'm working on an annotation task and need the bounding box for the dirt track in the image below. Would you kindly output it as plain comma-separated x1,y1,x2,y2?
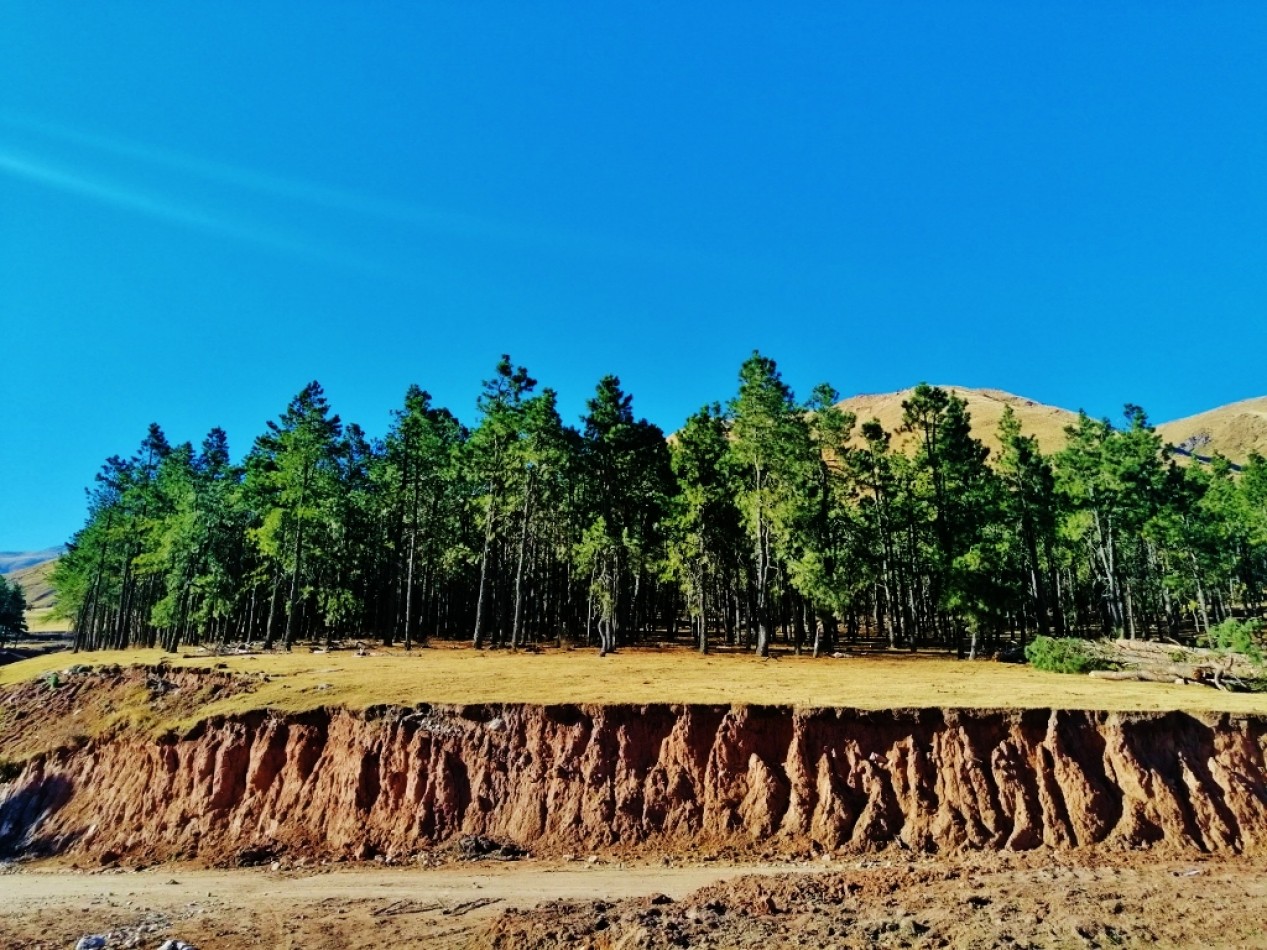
6,853,1267,949
0,859,806,949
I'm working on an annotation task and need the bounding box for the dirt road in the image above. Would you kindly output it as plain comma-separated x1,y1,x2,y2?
10,852,1267,949
0,858,812,949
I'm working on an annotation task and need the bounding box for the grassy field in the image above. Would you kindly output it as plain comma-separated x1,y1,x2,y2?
5,642,1267,730
21,607,69,634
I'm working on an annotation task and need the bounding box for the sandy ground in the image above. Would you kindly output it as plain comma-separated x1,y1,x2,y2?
6,852,1267,949
0,858,810,949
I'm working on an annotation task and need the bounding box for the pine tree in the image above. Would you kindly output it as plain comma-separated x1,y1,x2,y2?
248,382,343,649
784,385,859,655
728,352,812,657
578,375,672,655
900,385,998,655
0,576,26,647
996,405,1060,640
667,403,743,653
382,385,468,648
469,356,537,648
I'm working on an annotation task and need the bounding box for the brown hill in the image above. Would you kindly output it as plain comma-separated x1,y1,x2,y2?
835,386,1078,459
1156,396,1267,465
3,558,56,610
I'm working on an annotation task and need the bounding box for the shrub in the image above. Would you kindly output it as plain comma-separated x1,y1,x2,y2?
1201,618,1265,665
1024,636,1114,675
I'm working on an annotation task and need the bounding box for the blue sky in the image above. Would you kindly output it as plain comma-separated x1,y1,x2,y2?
3,3,1267,550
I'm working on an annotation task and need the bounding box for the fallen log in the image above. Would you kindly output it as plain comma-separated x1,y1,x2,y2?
1089,669,1197,685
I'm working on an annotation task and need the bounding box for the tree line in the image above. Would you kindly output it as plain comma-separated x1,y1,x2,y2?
52,352,1267,657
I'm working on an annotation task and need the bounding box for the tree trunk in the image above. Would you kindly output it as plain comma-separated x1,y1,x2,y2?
510,471,536,650
472,496,497,648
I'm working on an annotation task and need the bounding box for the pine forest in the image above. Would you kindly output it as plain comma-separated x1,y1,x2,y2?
52,352,1267,659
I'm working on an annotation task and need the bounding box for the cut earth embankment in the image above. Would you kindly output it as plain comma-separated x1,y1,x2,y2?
3,669,1266,867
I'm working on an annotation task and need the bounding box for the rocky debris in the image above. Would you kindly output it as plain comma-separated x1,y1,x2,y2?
480,856,1227,949
145,675,177,698
229,844,278,868
70,912,194,949
455,834,527,861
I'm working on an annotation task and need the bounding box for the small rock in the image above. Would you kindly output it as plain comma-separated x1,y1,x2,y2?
899,916,929,937
75,937,107,950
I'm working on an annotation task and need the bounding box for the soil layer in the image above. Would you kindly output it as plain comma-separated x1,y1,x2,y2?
4,697,1267,866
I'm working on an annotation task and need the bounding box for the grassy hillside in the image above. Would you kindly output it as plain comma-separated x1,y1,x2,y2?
1157,396,1267,464
835,387,1267,465
3,558,66,633
5,558,56,609
835,386,1078,458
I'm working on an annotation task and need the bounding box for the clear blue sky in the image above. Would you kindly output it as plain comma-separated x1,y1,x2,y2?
3,3,1267,550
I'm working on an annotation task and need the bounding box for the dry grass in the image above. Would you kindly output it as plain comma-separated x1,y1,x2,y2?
21,607,69,633
1156,395,1267,464
5,642,1267,734
836,387,1078,458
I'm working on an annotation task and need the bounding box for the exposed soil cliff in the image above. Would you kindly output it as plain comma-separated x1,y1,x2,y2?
3,701,1266,866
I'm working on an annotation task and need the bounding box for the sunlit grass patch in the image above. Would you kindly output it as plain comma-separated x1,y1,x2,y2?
5,642,1267,735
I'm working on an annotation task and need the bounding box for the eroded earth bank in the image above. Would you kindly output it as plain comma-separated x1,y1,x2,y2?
4,668,1267,865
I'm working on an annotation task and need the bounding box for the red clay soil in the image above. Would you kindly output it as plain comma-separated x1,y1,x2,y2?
3,696,1267,868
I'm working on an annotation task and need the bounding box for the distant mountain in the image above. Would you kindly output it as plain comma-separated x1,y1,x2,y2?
3,558,58,610
0,547,64,575
1156,396,1267,465
834,387,1079,458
